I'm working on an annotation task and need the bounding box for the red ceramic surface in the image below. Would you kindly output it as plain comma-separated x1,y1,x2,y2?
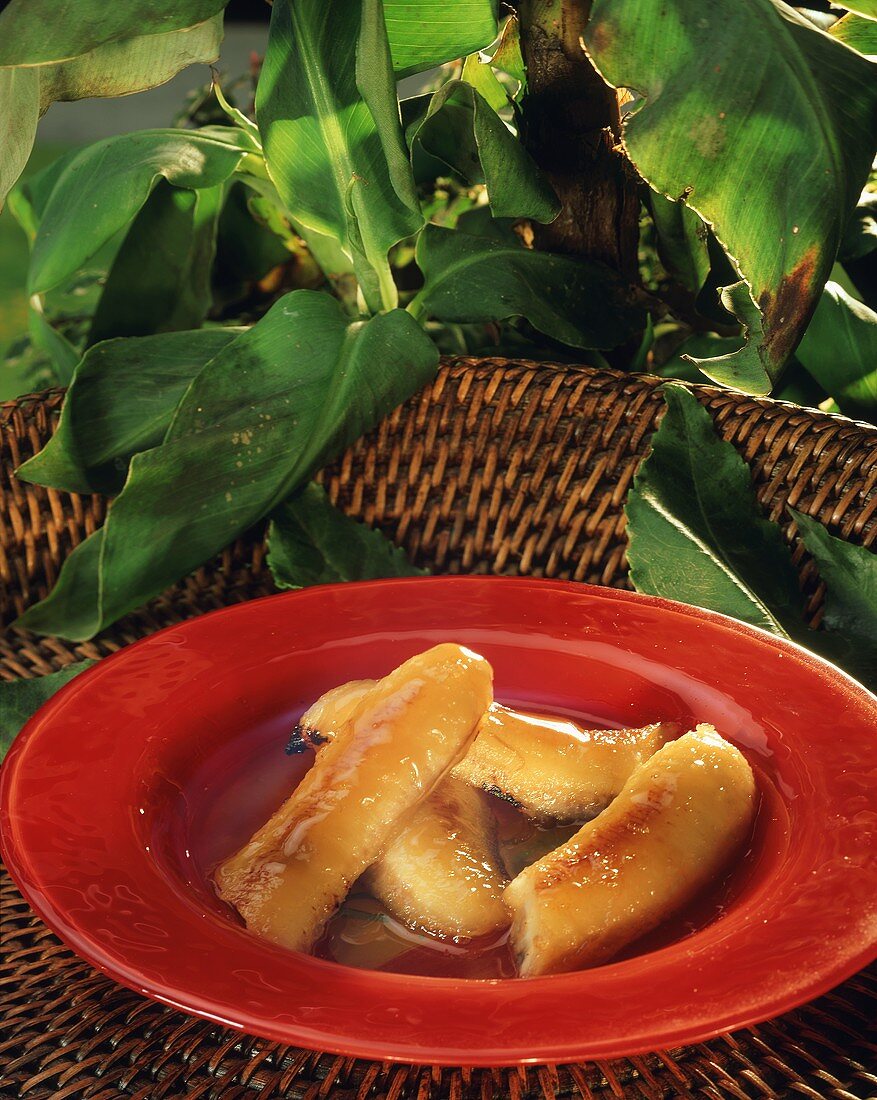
2,578,877,1066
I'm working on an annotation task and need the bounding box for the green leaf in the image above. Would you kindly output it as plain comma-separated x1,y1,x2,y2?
19,328,242,495
17,530,105,641
268,482,425,589
0,0,227,66
232,170,357,285
88,182,223,345
35,15,224,103
650,194,711,297
7,149,83,241
625,391,875,687
28,128,252,295
403,91,469,184
212,77,262,146
461,52,508,114
18,291,439,640
414,224,647,350
410,81,559,222
626,383,805,636
454,206,521,241
0,661,95,760
358,0,422,217
840,188,877,262
796,282,877,421
585,0,877,394
687,281,762,385
830,13,877,55
658,336,830,411
256,0,422,311
383,0,498,77
0,68,39,210
487,15,526,100
0,16,225,206
838,1,877,20
791,509,877,687
656,333,743,383
28,300,79,385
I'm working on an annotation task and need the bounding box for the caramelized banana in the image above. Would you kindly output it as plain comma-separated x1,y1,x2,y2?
292,678,509,937
365,778,509,939
459,707,677,823
286,679,376,754
285,680,672,938
214,644,492,952
504,725,757,977
291,681,675,823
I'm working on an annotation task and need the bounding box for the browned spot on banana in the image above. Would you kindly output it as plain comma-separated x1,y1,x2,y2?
504,725,757,977
457,706,677,823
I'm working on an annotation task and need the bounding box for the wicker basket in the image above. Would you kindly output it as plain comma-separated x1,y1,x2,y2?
2,357,876,1099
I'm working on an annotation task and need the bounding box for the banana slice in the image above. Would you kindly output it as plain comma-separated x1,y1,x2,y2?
286,679,376,753
291,680,675,823
364,778,509,939
504,725,757,977
214,644,492,952
292,677,509,937
459,707,677,823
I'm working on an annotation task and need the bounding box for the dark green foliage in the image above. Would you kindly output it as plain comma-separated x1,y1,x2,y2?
0,0,873,666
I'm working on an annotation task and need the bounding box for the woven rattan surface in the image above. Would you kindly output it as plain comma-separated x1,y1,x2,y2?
1,357,876,1099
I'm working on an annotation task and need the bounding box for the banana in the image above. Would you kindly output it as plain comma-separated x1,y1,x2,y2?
286,679,376,753
291,677,509,938
504,725,757,977
459,707,677,823
292,680,675,823
364,777,510,939
214,644,493,952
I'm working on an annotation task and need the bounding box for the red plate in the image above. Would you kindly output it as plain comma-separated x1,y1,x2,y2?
2,578,877,1065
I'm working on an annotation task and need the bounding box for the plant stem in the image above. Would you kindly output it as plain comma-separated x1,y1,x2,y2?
238,152,271,180
517,0,640,280
406,290,427,322
377,260,400,314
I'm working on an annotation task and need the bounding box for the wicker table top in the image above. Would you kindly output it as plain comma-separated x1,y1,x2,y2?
2,359,876,1099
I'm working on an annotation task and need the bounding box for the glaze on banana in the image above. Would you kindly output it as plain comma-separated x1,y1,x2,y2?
291,680,675,823
459,707,677,823
504,725,757,977
365,778,509,939
286,679,376,753
214,644,493,952
293,678,509,937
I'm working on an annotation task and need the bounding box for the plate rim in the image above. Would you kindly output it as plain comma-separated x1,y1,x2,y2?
2,576,877,1066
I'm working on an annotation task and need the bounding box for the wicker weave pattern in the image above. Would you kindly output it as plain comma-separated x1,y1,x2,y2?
2,871,876,1099
2,358,876,672
2,359,877,1099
